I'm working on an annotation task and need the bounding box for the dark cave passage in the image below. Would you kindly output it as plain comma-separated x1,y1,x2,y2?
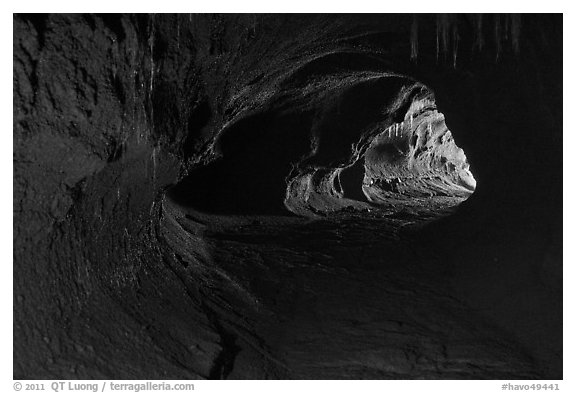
169,112,314,215
170,82,476,221
338,158,366,201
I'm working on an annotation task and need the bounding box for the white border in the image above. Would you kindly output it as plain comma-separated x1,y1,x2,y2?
3,3,572,391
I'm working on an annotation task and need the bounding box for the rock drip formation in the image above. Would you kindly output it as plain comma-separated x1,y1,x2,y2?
13,14,562,379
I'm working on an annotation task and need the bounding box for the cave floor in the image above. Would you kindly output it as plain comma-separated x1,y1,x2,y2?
170,195,540,379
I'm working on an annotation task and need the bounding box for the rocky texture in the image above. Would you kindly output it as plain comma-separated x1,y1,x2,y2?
361,96,475,202
13,14,562,379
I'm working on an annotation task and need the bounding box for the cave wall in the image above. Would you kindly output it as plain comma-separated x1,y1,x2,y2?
362,100,475,200
13,14,562,378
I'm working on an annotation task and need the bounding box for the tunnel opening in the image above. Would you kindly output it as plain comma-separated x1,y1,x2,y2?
168,111,315,215
338,158,367,201
168,77,476,222
361,97,476,205
293,93,478,219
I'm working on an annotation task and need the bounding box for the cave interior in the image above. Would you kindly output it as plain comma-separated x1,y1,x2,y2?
13,13,562,379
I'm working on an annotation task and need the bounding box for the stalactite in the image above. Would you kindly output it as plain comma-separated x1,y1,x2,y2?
438,14,450,61
434,14,459,68
421,14,521,64
435,18,439,62
176,15,180,50
494,14,502,61
411,15,418,62
511,15,521,52
252,14,259,37
474,14,484,51
452,26,459,68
